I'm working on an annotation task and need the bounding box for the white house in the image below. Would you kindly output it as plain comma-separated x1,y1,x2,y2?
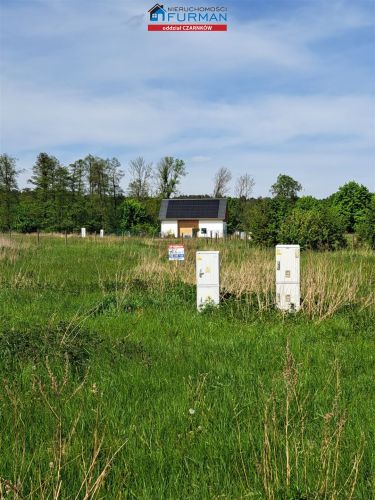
159,199,227,238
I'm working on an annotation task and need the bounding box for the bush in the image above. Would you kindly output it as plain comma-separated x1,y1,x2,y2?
355,195,375,248
278,207,346,250
331,181,372,232
121,198,160,235
246,198,294,246
246,199,278,246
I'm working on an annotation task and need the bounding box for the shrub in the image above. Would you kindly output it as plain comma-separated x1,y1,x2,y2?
355,195,375,248
331,181,372,232
278,207,346,250
246,198,294,246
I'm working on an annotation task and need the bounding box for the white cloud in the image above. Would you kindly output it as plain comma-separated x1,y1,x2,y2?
0,0,374,197
2,83,373,152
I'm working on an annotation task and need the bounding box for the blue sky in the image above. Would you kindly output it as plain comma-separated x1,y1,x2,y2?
0,0,374,197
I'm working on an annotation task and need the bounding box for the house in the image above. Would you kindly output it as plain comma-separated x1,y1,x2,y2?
148,4,166,22
159,199,227,238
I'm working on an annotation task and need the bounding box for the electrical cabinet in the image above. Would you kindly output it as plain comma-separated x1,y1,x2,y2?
100,229,104,238
81,227,86,238
197,286,220,310
196,251,220,310
276,283,300,312
276,245,300,283
275,244,300,311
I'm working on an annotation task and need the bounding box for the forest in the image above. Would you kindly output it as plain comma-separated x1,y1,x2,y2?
0,152,374,249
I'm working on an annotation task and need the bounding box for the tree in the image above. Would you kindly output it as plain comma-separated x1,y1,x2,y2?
53,165,71,231
278,206,346,250
0,154,20,230
127,157,152,199
271,174,302,200
107,157,124,232
235,174,255,200
213,167,232,198
121,199,148,233
331,181,372,232
69,159,86,197
29,153,60,229
68,159,87,230
245,199,279,246
226,197,245,234
295,195,320,211
156,157,186,198
84,155,114,230
355,195,375,248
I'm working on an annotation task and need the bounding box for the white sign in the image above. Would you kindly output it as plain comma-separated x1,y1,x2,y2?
168,244,185,261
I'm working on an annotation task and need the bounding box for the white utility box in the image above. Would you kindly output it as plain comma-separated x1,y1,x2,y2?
196,251,220,310
100,229,104,238
275,244,300,311
276,283,300,312
81,227,86,238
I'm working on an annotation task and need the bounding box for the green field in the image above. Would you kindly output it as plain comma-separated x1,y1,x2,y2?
0,235,374,499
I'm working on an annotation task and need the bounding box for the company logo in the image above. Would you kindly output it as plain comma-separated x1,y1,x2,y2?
149,3,167,22
147,3,228,32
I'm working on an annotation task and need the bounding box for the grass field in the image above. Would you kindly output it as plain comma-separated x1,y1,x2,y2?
0,234,374,499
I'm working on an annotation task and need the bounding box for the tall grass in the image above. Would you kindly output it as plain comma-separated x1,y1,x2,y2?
0,234,373,497
128,240,374,319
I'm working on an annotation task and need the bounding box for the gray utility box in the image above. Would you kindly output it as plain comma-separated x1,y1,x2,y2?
196,251,220,311
276,244,300,311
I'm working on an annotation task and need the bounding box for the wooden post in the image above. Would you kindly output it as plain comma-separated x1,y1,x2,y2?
37,229,40,244
65,230,68,245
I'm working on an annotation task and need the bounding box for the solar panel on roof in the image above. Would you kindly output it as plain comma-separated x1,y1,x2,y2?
166,199,221,219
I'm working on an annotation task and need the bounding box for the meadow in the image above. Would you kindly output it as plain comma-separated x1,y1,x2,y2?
0,234,374,499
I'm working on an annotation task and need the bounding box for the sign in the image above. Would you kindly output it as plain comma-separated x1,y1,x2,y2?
148,4,228,32
168,244,185,261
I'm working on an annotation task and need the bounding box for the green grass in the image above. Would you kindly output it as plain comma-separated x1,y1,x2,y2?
0,235,374,498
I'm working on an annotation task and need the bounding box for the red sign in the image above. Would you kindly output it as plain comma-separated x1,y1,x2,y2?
148,24,227,32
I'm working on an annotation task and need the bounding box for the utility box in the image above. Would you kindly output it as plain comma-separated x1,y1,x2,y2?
196,251,220,310
276,244,300,311
276,283,300,311
100,229,104,238
81,227,86,238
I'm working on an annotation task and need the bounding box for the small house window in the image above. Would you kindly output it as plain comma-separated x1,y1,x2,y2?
201,228,207,235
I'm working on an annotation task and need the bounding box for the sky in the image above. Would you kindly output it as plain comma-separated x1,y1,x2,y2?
0,0,374,197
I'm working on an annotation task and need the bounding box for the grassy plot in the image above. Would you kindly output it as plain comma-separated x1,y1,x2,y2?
0,235,374,498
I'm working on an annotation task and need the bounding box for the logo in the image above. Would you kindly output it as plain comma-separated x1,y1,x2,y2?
149,4,167,22
147,3,228,32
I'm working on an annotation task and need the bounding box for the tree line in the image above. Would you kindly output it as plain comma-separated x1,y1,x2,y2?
0,153,374,249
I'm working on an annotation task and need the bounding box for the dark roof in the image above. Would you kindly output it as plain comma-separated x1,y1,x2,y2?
148,4,165,13
159,199,227,220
